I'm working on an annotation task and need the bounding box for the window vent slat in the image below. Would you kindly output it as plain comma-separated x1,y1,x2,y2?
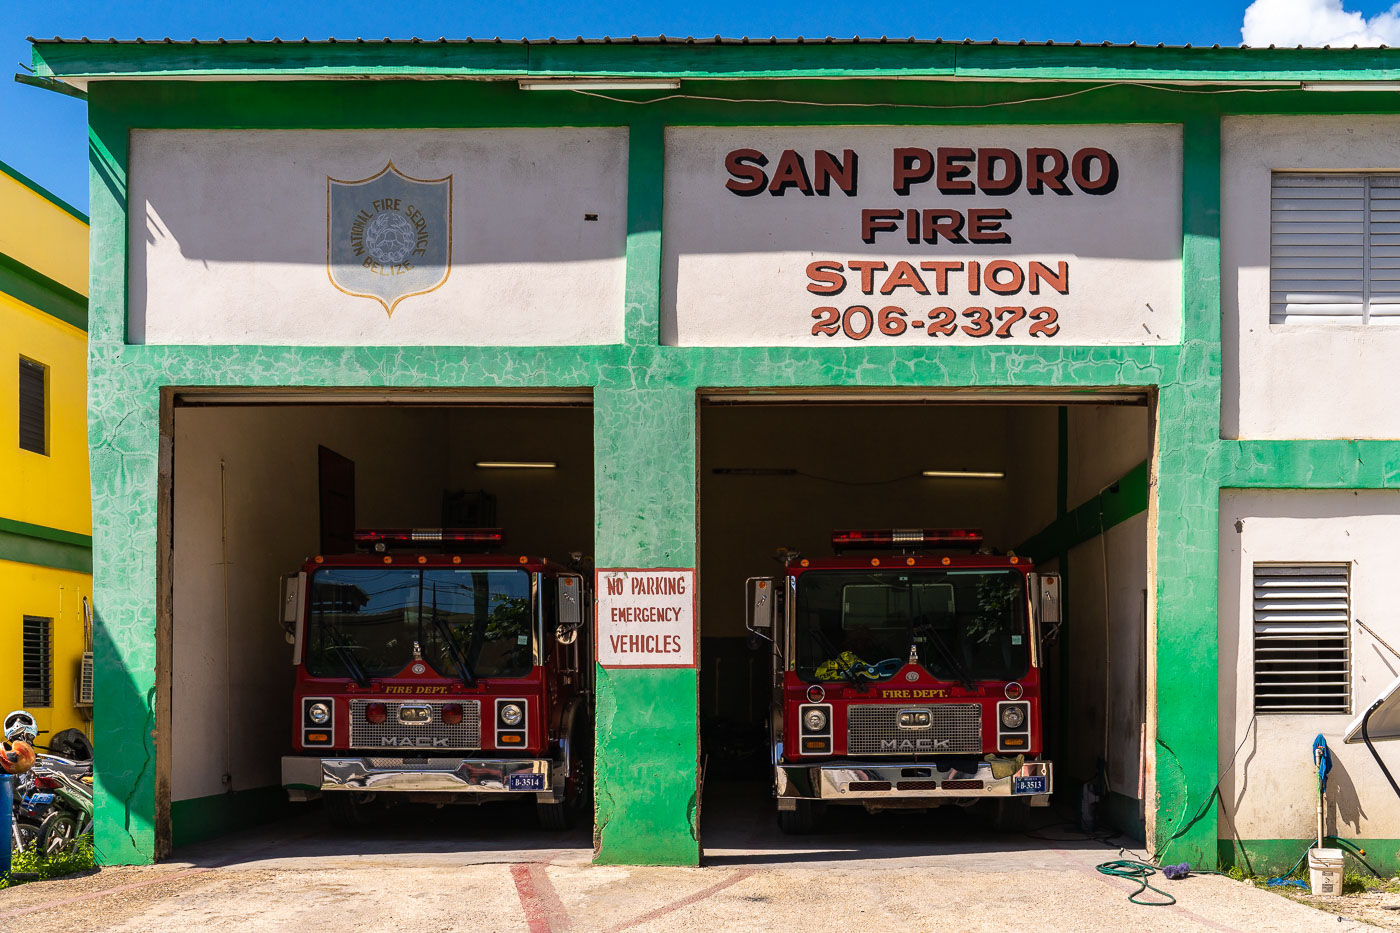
18,358,46,455
1253,563,1351,714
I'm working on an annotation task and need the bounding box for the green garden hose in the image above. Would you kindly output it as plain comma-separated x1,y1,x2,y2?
1096,859,1177,906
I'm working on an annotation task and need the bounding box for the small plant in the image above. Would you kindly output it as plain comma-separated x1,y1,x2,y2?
1,834,95,890
1224,864,1253,883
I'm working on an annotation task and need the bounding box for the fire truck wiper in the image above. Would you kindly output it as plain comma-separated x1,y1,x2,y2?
913,625,976,691
321,622,371,688
429,612,476,687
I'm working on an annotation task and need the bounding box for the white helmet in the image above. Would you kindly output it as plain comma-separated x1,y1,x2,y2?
3,710,38,744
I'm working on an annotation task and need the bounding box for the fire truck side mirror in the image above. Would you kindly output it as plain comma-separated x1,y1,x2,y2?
746,576,776,641
1038,573,1063,643
279,572,303,647
557,573,584,644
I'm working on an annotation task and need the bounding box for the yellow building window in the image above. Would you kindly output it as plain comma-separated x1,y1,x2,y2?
22,615,52,708
18,356,47,455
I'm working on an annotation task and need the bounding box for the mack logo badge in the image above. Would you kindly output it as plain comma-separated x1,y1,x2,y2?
327,162,452,315
380,736,449,748
880,737,952,752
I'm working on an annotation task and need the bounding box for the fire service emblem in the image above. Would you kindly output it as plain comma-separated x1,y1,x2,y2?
327,162,452,315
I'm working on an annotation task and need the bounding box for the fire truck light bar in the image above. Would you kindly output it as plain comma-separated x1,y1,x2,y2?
353,528,506,547
831,528,984,550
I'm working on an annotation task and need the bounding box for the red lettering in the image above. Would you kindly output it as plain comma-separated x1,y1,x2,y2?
1072,147,1118,194
936,147,975,194
976,148,1022,195
892,147,933,196
812,149,858,196
807,261,846,295
847,260,887,294
768,150,812,196
1025,148,1070,195
724,148,768,195
861,209,902,244
967,208,1012,244
879,261,929,295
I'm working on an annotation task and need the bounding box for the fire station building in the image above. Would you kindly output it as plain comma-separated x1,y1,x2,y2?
28,36,1400,872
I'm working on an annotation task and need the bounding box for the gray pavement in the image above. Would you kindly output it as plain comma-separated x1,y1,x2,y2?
0,782,1377,932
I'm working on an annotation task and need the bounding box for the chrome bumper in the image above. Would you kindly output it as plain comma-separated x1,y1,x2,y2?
775,759,1052,801
282,755,552,795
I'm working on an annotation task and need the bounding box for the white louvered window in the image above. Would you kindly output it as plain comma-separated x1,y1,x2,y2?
1253,564,1350,714
1270,173,1400,324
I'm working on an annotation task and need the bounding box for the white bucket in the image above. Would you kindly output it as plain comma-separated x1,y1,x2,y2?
1308,847,1345,897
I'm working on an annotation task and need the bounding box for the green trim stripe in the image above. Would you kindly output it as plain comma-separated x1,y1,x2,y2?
0,249,88,331
0,156,88,223
170,786,290,849
0,516,92,549
0,529,91,573
1018,460,1149,562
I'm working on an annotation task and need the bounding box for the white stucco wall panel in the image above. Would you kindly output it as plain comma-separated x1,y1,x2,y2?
130,129,628,346
1223,116,1400,439
1218,490,1400,841
663,125,1183,347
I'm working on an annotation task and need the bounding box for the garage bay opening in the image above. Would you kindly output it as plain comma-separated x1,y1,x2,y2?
158,390,594,853
697,391,1152,849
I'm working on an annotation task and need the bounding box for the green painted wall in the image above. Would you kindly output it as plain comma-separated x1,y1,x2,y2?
68,55,1400,869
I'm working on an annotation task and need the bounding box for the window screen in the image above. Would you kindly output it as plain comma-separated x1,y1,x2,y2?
22,616,53,708
1270,173,1400,324
1252,563,1350,714
18,357,46,454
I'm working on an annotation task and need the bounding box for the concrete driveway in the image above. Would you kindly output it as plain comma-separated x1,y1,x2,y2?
0,784,1375,932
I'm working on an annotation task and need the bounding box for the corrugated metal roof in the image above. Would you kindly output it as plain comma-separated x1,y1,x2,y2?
25,36,1394,50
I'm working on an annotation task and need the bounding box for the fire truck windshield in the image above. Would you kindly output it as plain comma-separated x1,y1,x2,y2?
794,569,1029,684
305,568,533,680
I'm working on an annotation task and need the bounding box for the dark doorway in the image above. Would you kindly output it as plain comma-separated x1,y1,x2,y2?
317,446,356,556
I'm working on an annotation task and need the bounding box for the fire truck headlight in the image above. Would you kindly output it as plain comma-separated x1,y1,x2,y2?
1000,705,1026,730
308,702,331,725
803,708,828,733
500,703,524,727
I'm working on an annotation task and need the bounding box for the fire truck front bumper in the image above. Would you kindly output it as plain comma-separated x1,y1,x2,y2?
775,758,1052,805
282,756,554,800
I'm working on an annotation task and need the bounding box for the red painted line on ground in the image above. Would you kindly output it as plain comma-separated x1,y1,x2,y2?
0,867,210,921
511,862,565,933
1050,848,1242,933
605,868,755,933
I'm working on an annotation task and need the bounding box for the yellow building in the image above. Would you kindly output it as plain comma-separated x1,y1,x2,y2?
0,158,90,741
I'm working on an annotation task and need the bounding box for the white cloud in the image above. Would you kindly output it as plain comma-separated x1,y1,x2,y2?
1242,0,1400,46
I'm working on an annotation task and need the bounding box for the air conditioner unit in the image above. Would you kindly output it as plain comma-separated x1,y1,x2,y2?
75,651,94,706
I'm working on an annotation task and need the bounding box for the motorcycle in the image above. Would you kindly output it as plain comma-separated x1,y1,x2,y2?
5,711,93,856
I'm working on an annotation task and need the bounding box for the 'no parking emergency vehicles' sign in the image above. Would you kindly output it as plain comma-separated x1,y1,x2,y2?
595,568,697,668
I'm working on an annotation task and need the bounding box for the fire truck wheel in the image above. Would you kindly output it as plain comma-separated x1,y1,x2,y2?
992,797,1031,833
776,800,820,835
324,791,373,828
536,798,574,831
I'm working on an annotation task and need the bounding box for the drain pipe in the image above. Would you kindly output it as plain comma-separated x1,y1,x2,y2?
221,459,233,793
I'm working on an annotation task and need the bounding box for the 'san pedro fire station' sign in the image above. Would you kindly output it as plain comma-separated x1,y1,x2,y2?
663,125,1183,347
596,569,697,668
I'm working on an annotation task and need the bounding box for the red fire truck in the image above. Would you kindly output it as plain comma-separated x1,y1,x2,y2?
278,528,593,829
746,528,1061,834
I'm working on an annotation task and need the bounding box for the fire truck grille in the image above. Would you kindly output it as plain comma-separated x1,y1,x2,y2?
349,700,481,750
846,704,982,755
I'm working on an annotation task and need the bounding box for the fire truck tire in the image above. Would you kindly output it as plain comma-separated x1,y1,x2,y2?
324,791,373,828
992,797,1031,833
776,800,820,835
536,798,574,831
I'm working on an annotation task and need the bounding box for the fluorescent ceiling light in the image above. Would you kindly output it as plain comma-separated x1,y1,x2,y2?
475,461,558,469
1301,82,1400,92
518,78,681,91
922,470,1006,479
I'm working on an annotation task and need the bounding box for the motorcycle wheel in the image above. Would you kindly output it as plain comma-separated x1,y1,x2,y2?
13,818,41,853
39,812,78,856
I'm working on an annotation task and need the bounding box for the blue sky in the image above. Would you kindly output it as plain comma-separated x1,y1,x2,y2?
0,0,1391,213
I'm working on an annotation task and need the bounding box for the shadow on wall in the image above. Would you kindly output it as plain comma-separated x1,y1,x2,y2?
91,605,157,865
